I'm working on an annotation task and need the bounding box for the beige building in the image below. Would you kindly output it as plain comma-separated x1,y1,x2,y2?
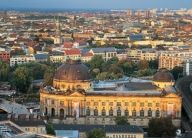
10,55,35,67
158,52,192,70
53,124,145,138
0,114,46,135
90,48,117,61
49,51,65,63
40,60,181,128
127,49,157,63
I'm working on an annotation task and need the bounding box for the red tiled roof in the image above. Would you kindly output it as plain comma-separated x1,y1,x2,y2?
82,52,93,57
64,49,81,55
10,34,17,38
63,42,73,48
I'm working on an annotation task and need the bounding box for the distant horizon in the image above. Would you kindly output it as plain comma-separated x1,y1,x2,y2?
0,0,192,11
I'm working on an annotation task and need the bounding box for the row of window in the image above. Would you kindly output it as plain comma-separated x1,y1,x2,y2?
86,102,160,107
86,107,160,117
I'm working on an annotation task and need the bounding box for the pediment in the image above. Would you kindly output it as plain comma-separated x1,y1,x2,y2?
164,92,180,98
68,91,85,97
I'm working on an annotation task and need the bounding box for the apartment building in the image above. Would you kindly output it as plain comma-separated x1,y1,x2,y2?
0,51,10,64
49,51,65,63
64,48,81,61
158,52,192,70
10,55,35,67
90,47,117,61
127,49,157,63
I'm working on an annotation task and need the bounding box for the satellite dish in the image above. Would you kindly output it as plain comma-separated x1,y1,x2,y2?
176,129,181,136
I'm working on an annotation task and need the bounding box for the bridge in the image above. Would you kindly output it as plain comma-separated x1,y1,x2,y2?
176,76,192,131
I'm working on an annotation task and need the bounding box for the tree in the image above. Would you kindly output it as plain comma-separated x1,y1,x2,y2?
44,69,54,86
137,60,150,70
148,117,176,137
86,128,106,138
0,60,10,82
170,66,183,80
114,116,130,125
148,60,158,69
136,69,156,77
88,55,105,70
46,123,56,136
12,66,33,92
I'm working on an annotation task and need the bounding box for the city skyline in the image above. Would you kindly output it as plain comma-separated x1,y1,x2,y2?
0,0,192,10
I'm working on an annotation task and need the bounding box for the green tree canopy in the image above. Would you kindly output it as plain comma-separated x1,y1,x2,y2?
114,116,130,125
44,68,54,86
86,128,106,138
0,60,10,81
148,117,176,137
88,55,105,70
170,66,183,80
12,66,33,92
136,69,156,77
137,59,150,70
46,124,56,136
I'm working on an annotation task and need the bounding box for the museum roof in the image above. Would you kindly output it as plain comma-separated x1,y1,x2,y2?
52,124,144,134
54,60,92,81
153,68,174,82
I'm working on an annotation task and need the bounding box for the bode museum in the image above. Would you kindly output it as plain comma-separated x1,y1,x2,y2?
40,59,181,127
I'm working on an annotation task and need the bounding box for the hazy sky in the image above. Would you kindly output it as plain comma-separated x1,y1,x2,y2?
1,0,192,9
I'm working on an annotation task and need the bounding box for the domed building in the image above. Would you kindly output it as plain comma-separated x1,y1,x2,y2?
40,60,181,127
53,60,93,91
153,68,175,89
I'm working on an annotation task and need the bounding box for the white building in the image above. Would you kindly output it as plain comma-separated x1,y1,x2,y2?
10,55,35,67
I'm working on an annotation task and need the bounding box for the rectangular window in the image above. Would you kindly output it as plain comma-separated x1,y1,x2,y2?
94,102,98,106
125,102,129,106
132,102,136,107
108,53,110,57
148,103,152,107
33,128,35,131
156,103,159,107
102,102,105,106
140,102,144,107
45,99,47,104
52,100,54,104
117,102,121,106
109,102,113,106
60,101,64,106
86,102,90,106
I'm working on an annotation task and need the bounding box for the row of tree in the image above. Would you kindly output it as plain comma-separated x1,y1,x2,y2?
0,60,62,93
85,55,158,81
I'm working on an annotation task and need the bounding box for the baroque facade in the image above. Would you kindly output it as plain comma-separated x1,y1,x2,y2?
40,60,181,127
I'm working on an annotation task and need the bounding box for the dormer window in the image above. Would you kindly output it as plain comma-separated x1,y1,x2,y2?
63,70,66,75
77,71,81,75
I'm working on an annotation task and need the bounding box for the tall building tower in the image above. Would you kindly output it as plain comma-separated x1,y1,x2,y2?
144,10,150,18
54,18,62,44
126,9,132,16
135,10,142,17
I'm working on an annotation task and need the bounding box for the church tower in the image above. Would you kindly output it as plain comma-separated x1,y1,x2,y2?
54,18,62,44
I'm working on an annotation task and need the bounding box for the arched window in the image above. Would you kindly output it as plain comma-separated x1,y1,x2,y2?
51,108,55,117
125,109,129,117
45,107,47,115
132,109,136,117
117,107,121,116
109,107,113,116
148,108,152,117
86,107,90,116
102,108,106,116
156,109,160,117
94,108,98,116
140,109,144,117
